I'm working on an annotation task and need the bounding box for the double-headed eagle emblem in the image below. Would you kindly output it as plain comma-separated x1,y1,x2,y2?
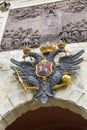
10,41,84,103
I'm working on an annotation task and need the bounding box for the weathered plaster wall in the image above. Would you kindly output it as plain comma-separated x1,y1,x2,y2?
0,0,87,130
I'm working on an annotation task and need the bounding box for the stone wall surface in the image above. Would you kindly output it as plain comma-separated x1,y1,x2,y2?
0,0,87,130
0,43,87,129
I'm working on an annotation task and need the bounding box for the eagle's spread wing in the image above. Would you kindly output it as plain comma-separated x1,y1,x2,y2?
58,50,84,75
50,50,84,88
10,58,39,87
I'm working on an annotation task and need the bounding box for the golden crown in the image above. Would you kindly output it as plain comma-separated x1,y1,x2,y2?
58,40,65,49
22,44,31,58
22,40,66,58
40,42,57,55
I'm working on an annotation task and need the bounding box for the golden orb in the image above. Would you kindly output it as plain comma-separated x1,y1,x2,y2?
62,74,72,85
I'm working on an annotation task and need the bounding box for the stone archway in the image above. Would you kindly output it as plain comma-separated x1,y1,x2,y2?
6,107,87,130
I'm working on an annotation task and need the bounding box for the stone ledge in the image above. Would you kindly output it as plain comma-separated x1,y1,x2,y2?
8,0,64,9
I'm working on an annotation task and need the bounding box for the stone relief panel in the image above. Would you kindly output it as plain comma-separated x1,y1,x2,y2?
59,19,87,43
0,0,87,51
66,0,87,13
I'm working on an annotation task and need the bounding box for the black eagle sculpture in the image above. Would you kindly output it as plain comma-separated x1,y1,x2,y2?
10,42,84,104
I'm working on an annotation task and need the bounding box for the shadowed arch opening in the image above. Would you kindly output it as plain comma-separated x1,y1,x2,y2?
6,107,87,130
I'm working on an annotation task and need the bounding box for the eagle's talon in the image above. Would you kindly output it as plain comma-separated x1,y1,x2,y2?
22,84,39,91
62,74,72,85
52,83,66,89
52,74,72,90
27,86,39,91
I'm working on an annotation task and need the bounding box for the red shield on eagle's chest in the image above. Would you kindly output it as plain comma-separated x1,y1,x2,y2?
36,60,52,78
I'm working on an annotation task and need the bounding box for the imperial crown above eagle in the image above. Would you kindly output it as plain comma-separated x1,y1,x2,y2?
10,41,84,103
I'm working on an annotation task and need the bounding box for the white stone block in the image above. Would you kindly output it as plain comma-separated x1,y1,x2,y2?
24,91,33,102
80,108,87,120
55,87,68,99
0,117,8,128
77,94,87,109
52,99,65,109
7,87,26,107
81,101,87,110
0,97,13,116
68,90,83,103
3,112,17,126
68,103,81,115
0,124,5,130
